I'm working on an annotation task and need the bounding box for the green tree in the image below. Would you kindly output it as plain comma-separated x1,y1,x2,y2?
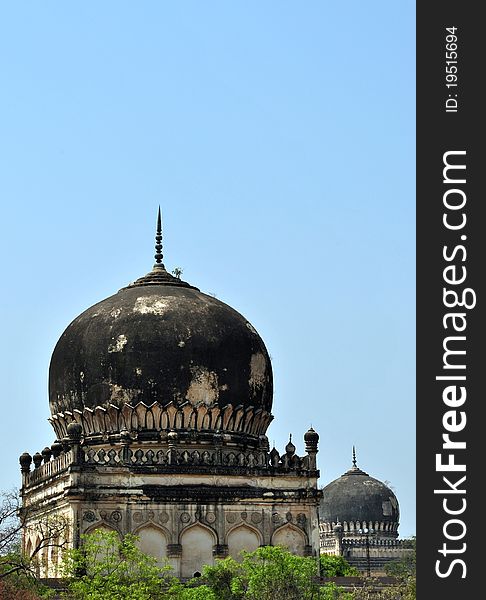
319,555,359,577
1,489,64,598
200,546,351,600
242,546,319,600
198,556,245,600
63,529,174,600
1,489,67,581
349,539,416,600
0,575,54,599
384,538,416,600
170,584,218,600
62,531,359,600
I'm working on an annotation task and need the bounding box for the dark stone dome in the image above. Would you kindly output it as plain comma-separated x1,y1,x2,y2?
48,215,273,441
304,427,319,444
319,463,400,536
49,283,273,416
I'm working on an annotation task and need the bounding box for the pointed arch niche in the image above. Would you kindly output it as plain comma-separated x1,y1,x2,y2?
271,524,306,556
134,524,168,566
84,522,118,535
180,524,216,579
227,524,261,561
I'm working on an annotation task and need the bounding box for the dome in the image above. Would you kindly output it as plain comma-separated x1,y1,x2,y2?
319,453,399,537
304,427,319,444
48,211,273,442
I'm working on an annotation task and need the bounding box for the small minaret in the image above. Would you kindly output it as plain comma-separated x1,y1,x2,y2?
304,427,319,470
333,520,344,556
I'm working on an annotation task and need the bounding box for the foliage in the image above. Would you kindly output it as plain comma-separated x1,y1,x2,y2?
170,583,218,600
319,582,353,600
0,567,55,599
242,546,320,600
346,577,416,600
383,538,416,600
200,546,351,600
384,538,416,580
1,488,66,598
59,530,414,600
349,539,416,600
1,488,68,581
198,556,245,600
0,490,22,560
62,529,174,600
319,555,359,577
2,492,416,600
0,578,45,600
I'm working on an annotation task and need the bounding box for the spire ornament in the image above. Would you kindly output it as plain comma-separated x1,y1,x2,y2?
342,445,368,476
154,206,164,267
124,208,198,290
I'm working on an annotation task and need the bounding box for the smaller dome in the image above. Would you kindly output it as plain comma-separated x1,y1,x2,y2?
66,422,82,441
19,452,33,473
319,453,400,537
333,522,344,534
285,434,296,455
304,427,319,443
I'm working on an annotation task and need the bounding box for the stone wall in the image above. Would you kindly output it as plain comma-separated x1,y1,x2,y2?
20,433,320,579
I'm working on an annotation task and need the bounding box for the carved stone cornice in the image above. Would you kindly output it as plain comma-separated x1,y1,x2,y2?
49,400,273,441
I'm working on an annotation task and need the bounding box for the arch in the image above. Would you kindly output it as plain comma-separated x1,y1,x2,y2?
25,537,33,558
33,535,42,577
49,533,60,577
81,523,121,567
180,523,216,579
271,524,306,556
227,524,261,561
83,522,119,536
134,523,169,566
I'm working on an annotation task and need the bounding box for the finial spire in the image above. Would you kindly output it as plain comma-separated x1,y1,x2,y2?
154,206,164,267
352,445,357,467
124,208,198,290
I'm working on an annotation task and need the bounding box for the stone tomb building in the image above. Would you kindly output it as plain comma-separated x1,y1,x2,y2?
19,212,321,579
319,449,412,575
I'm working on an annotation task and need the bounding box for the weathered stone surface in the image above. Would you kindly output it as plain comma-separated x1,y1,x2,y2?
49,285,273,426
21,214,321,581
319,464,399,536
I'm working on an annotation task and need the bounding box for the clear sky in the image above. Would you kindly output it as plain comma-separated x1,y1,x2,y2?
0,2,415,537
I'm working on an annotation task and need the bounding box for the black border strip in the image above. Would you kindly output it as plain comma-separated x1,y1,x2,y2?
417,3,481,596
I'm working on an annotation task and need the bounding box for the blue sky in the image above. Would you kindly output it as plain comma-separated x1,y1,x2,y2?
0,2,415,536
